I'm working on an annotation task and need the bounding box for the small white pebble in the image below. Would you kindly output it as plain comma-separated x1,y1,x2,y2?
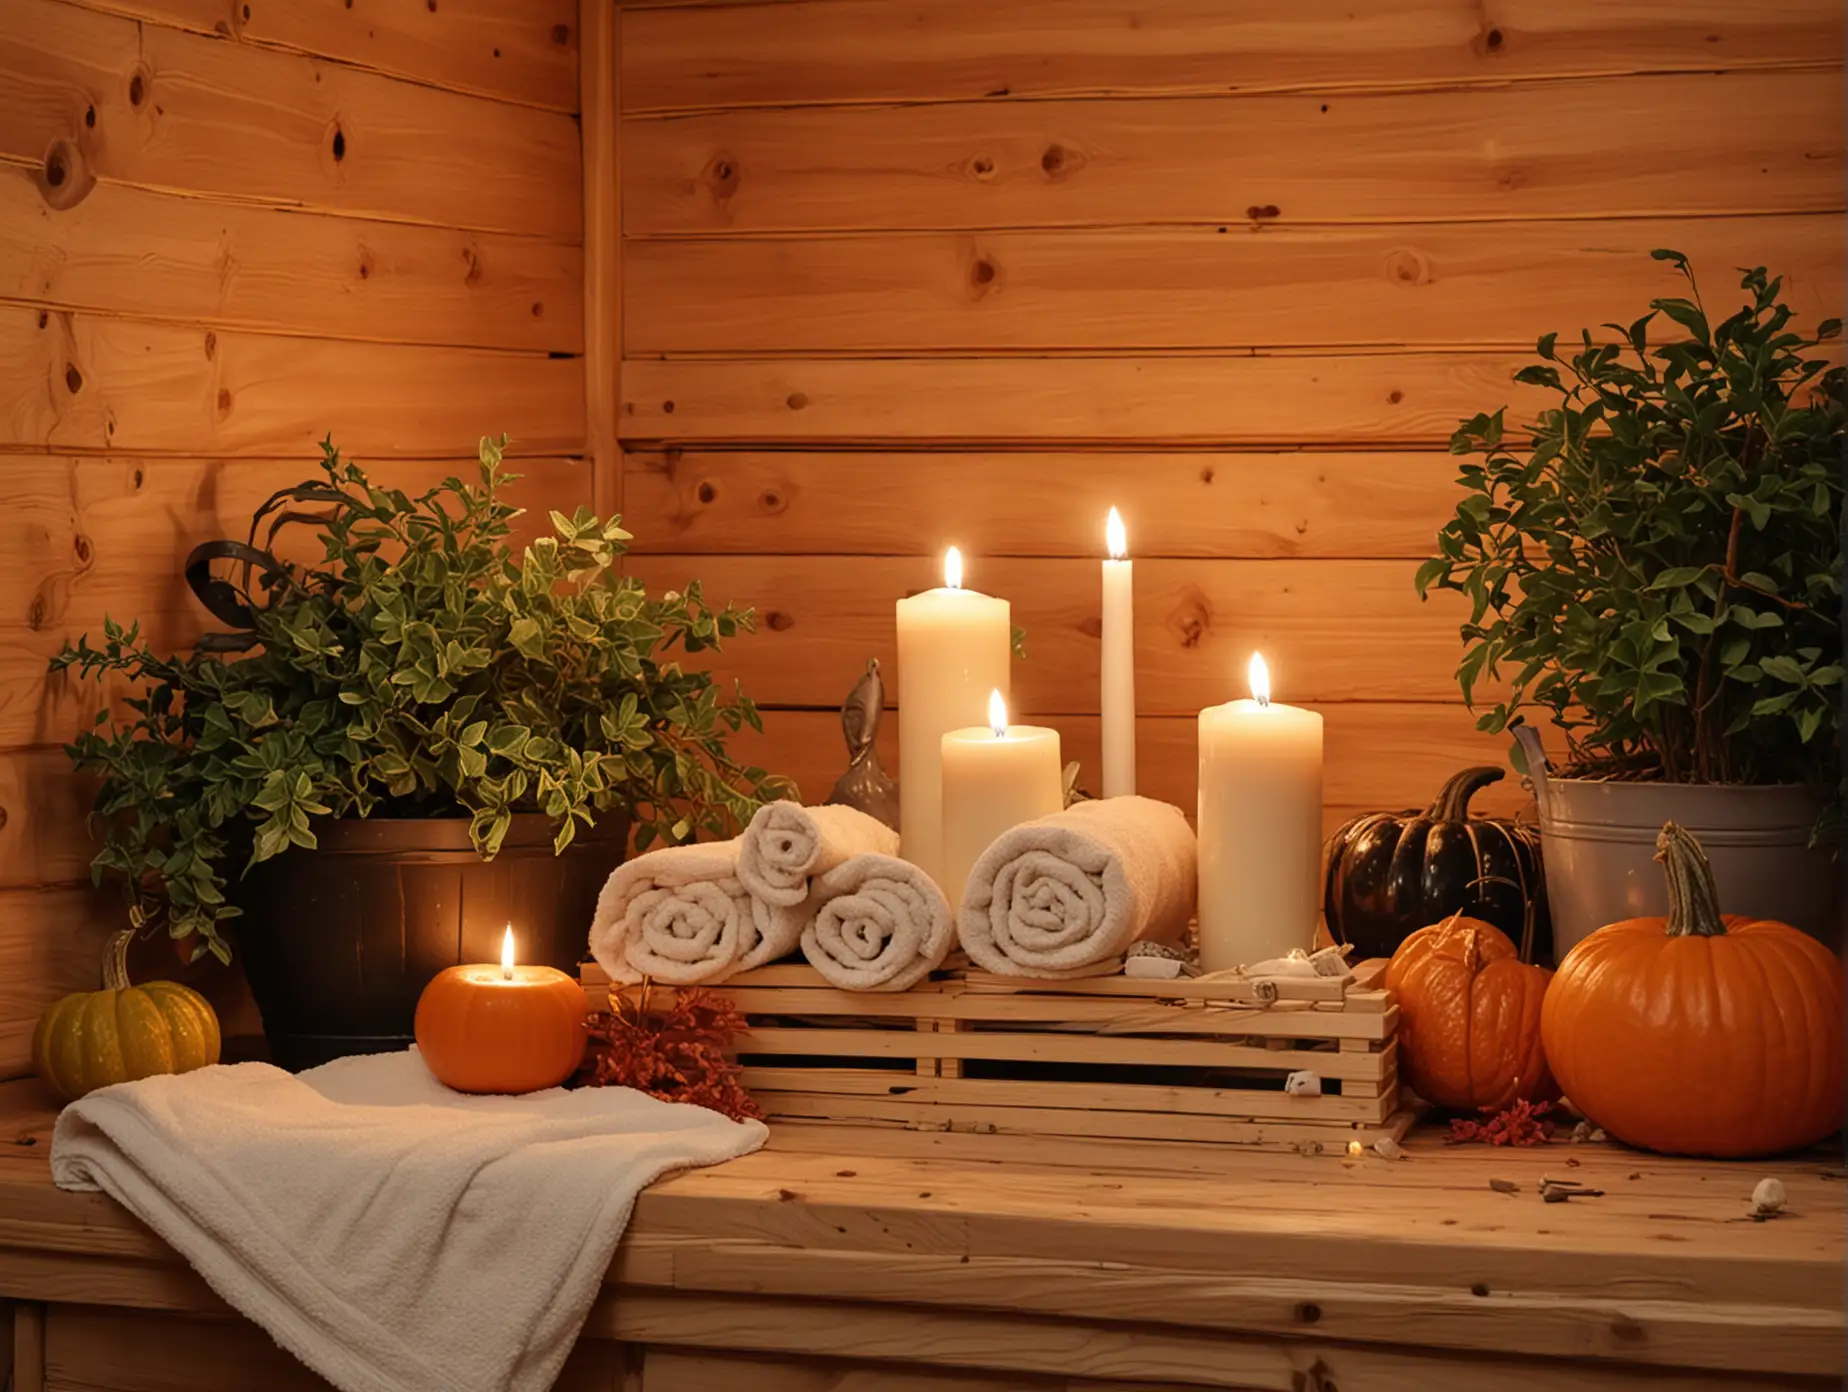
1373,1137,1404,1160
1571,1120,1592,1143
1589,1128,1607,1144
1752,1177,1787,1216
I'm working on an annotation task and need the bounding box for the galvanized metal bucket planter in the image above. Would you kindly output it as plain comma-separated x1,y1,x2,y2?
1514,728,1839,961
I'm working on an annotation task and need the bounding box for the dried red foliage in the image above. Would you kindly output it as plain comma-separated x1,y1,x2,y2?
1446,1097,1557,1147
579,986,762,1123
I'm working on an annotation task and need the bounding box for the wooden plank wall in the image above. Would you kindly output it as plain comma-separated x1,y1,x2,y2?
0,0,588,1072
611,0,1845,820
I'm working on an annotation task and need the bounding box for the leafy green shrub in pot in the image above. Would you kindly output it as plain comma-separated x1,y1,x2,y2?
1417,252,1842,956
53,435,791,1061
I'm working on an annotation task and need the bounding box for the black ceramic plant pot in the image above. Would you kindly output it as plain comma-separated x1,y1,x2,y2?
234,812,628,1071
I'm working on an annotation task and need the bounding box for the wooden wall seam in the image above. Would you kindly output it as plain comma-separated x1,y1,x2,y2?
580,0,621,518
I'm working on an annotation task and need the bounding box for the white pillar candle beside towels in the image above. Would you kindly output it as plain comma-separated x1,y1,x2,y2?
896,547,1011,890
1100,506,1136,798
1196,653,1324,973
939,690,1063,912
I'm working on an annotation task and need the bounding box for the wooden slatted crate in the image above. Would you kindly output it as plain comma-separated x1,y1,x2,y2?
579,958,1413,1152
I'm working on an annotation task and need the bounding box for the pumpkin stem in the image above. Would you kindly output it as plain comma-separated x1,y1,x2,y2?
102,929,134,991
1428,766,1505,822
1657,822,1727,937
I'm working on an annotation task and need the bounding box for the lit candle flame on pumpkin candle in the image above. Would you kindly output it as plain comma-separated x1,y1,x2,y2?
1249,652,1271,708
944,546,964,591
1105,506,1127,561
988,688,1009,737
501,924,515,981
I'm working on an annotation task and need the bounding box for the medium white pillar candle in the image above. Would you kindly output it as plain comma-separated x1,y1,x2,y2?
1100,506,1136,798
896,547,1011,890
1197,653,1324,972
940,691,1064,911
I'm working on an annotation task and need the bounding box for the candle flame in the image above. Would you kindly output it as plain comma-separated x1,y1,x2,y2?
501,924,515,981
944,546,964,590
1248,652,1271,708
988,688,1009,737
1105,506,1127,560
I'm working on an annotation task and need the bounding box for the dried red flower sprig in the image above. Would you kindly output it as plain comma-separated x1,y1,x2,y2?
579,985,762,1123
1446,1098,1557,1147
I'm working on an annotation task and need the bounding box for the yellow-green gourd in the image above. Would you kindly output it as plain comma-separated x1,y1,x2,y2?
32,931,222,1102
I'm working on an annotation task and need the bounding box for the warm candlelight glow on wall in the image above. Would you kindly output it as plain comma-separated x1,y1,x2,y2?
1105,506,1127,560
988,688,1009,736
944,545,964,590
1248,652,1271,708
500,924,515,981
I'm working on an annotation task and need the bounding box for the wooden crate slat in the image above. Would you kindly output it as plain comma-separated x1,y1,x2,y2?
753,1092,1415,1150
738,1026,1396,1079
739,1068,1396,1125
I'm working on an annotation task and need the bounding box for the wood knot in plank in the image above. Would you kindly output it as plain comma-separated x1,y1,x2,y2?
1388,389,1404,404
1385,249,1430,286
39,140,95,211
73,534,93,566
764,610,794,632
204,330,217,361
217,387,234,416
1167,586,1212,649
785,392,808,411
968,256,999,296
1474,25,1506,56
64,364,83,394
1246,204,1281,221
757,488,786,515
968,153,996,181
694,481,717,504
1077,615,1102,639
1039,143,1084,180
461,246,484,287
129,69,148,108
704,152,740,201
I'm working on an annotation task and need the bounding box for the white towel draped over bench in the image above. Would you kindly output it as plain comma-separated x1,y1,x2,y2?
52,1052,766,1392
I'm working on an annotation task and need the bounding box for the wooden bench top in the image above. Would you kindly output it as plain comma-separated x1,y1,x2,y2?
0,1078,1839,1388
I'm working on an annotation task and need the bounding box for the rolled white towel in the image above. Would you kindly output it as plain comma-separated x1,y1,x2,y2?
802,853,954,992
959,796,1197,978
737,801,900,908
589,838,806,986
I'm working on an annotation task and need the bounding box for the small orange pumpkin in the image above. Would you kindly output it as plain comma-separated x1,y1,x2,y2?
1542,822,1844,1159
1385,913,1555,1111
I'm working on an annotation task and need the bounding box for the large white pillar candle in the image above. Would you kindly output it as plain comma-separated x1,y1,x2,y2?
1100,506,1136,798
940,691,1064,911
1197,653,1324,973
896,547,1011,889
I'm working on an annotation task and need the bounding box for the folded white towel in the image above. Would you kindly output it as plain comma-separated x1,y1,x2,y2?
801,853,954,992
51,1051,765,1392
959,796,1197,978
737,801,900,908
589,838,806,985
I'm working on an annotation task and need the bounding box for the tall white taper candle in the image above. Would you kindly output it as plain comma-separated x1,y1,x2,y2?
1100,506,1136,798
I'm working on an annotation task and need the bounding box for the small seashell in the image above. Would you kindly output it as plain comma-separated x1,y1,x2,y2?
1752,1177,1787,1217
1283,1070,1322,1097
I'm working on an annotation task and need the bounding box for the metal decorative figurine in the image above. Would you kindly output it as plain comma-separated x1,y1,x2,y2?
827,659,900,830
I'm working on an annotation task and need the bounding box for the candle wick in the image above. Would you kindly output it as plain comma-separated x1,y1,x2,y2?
502,964,512,982
1256,694,1270,709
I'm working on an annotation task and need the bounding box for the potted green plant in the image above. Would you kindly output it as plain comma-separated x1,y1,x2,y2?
54,436,789,1067
1418,252,1842,959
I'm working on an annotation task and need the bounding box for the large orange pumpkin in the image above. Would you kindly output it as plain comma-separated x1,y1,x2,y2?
1542,822,1844,1159
1385,913,1555,1110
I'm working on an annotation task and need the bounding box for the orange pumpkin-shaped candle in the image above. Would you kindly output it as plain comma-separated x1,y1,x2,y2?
415,927,588,1094
1385,913,1555,1111
1542,823,1844,1159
